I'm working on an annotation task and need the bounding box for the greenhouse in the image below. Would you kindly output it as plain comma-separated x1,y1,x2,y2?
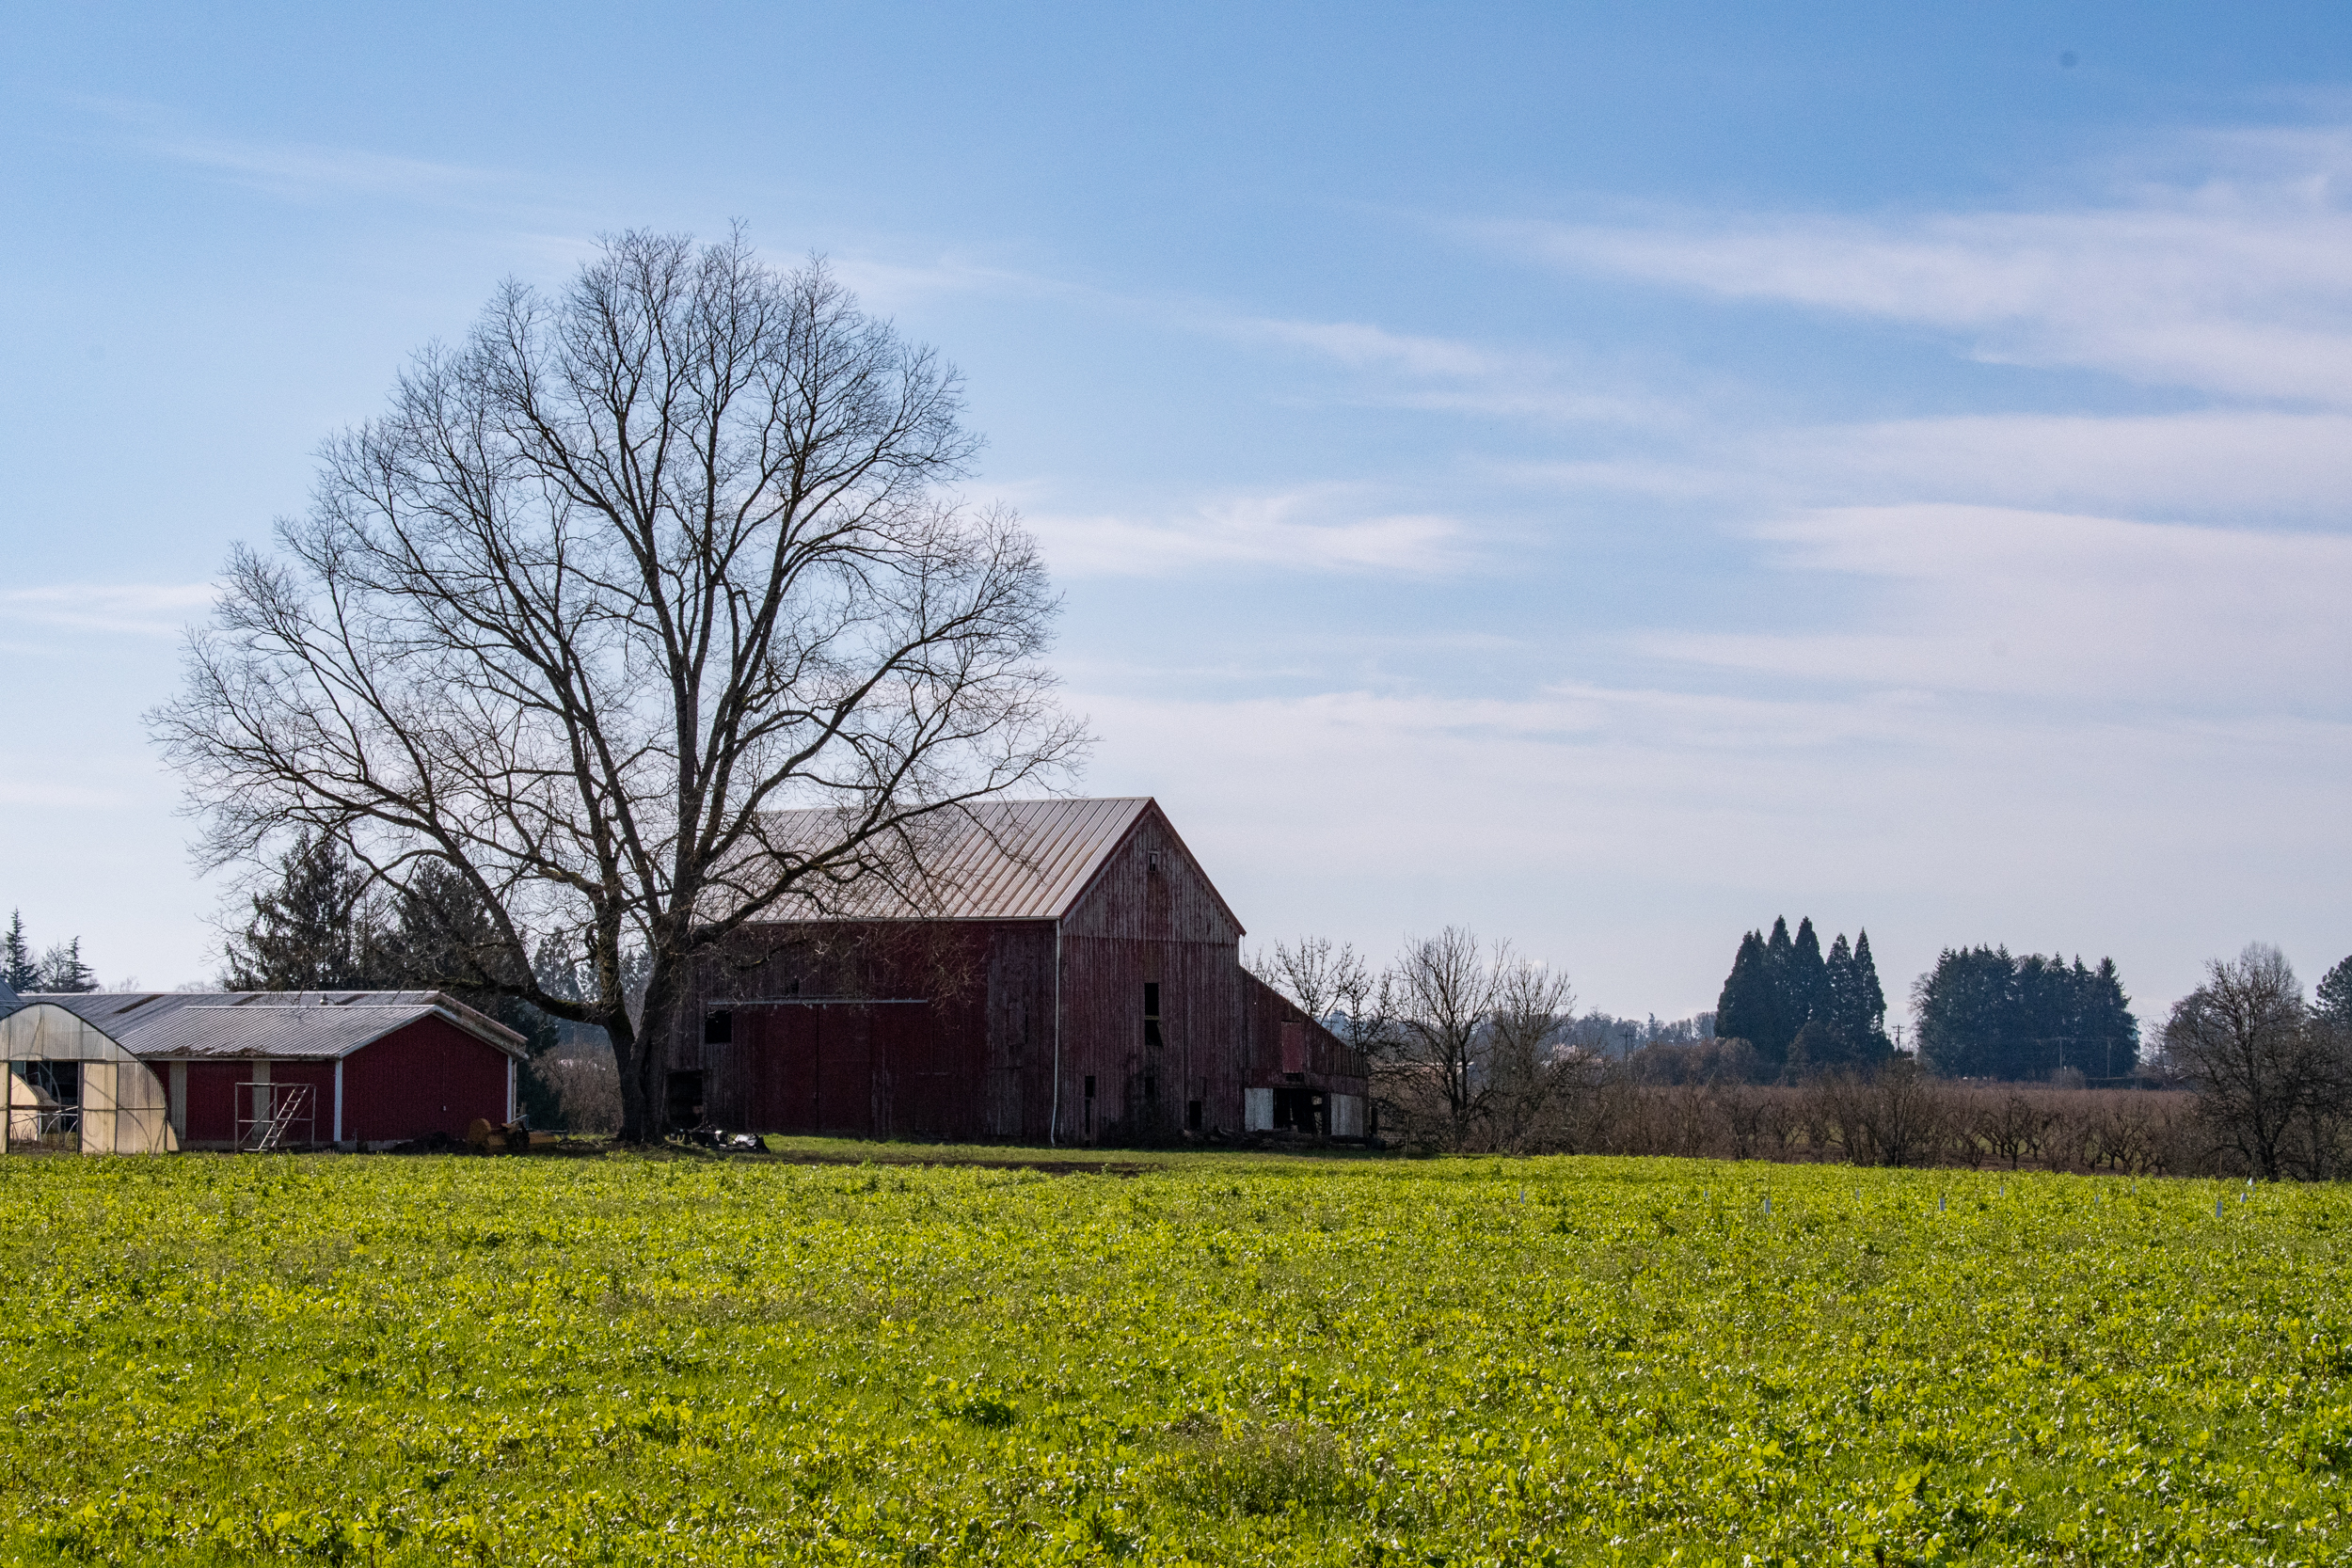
0,996,177,1155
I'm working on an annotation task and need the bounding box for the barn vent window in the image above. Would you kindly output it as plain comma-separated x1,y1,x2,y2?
1143,982,1163,1049
1186,1099,1202,1132
703,1009,733,1045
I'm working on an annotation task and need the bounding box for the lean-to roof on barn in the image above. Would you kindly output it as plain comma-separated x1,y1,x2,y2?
0,990,530,1061
754,797,1242,930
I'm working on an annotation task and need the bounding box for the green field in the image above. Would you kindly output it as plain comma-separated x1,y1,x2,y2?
2,1149,2346,1565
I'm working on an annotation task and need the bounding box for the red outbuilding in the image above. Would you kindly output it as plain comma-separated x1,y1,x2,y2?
673,797,1371,1145
10,990,524,1150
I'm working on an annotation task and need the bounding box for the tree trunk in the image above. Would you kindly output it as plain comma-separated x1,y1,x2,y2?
617,968,683,1145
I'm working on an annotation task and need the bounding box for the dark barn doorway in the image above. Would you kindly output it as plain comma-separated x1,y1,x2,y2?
666,1070,706,1131
1271,1086,1325,1135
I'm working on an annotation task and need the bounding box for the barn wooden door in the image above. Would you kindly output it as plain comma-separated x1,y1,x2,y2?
816,1006,874,1136
755,1008,821,1133
871,1005,949,1138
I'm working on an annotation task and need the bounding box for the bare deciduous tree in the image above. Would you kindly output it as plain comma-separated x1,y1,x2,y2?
1485,957,1581,1152
1379,927,1501,1147
151,230,1085,1141
1250,936,1375,1027
2165,943,2348,1180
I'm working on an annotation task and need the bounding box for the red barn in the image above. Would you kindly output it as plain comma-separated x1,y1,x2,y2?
674,797,1370,1145
5,990,524,1150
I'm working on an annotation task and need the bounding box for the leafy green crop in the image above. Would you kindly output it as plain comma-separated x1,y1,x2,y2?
0,1151,2343,1564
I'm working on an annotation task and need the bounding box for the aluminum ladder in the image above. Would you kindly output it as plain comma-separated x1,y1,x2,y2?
246,1084,315,1152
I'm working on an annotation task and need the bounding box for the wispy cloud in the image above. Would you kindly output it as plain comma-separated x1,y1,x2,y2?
1025,486,1470,578
1228,315,1690,426
1767,410,2352,521
1642,505,2352,710
1480,135,2352,404
0,583,215,637
1504,407,2352,524
73,97,503,203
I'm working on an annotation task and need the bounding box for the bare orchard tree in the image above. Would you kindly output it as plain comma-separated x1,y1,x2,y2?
151,230,1086,1142
2165,943,2348,1180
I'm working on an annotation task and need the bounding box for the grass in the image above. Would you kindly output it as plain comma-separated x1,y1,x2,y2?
0,1148,2345,1564
749,1134,1383,1170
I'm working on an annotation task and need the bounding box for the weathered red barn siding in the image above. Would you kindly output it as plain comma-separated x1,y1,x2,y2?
183,1062,241,1144
340,1017,512,1143
1242,974,1364,1085
685,921,1019,1141
984,922,1057,1139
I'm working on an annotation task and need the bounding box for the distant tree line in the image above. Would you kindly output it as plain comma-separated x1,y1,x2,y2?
1,911,98,993
1912,947,2138,1081
1560,1010,1716,1056
1258,920,2352,1181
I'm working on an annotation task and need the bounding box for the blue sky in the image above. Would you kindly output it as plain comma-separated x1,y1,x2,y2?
6,3,2350,1024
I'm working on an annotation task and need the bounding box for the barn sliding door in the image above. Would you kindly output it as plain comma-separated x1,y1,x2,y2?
815,1008,873,1137
749,1006,875,1137
753,1008,820,1133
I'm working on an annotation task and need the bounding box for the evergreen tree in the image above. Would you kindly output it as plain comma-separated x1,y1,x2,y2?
221,832,393,990
1805,933,1862,1067
2081,957,2138,1079
1715,929,1784,1069
1852,929,1889,1046
1788,917,1829,1034
1721,915,1897,1076
2315,954,2352,1031
1914,945,2015,1077
1,912,36,992
1761,917,1797,1061
37,938,97,992
1792,929,1893,1071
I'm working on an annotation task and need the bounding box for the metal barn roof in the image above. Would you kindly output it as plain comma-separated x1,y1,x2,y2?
0,990,530,1061
759,797,1156,921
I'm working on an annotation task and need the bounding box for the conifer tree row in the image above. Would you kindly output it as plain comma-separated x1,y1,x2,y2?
1912,946,2138,1080
1713,915,1893,1074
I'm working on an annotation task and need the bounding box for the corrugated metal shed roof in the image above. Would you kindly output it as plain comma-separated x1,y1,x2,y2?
759,797,1153,921
1,990,531,1061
